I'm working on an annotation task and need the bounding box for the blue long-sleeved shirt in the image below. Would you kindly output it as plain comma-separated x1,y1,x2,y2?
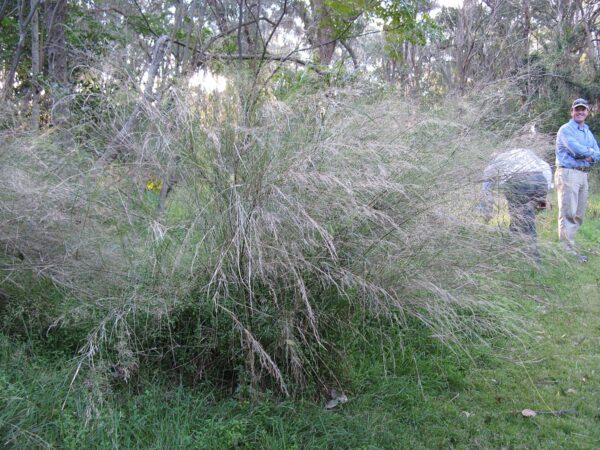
555,119,600,169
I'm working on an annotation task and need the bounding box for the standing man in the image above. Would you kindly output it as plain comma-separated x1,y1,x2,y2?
479,148,552,261
555,98,600,263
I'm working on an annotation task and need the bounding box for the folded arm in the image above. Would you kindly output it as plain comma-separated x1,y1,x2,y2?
559,126,596,159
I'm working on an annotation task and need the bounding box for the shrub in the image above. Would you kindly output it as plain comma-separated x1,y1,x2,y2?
0,83,544,397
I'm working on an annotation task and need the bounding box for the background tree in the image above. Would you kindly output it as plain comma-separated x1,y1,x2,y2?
0,0,598,136
45,0,69,125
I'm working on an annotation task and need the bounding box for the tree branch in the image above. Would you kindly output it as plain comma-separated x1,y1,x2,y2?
340,40,358,69
131,0,158,38
2,0,42,101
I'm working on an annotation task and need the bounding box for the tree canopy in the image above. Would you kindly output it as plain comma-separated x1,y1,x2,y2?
0,0,597,133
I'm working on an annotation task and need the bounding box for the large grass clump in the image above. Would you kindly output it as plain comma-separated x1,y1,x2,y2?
0,81,552,397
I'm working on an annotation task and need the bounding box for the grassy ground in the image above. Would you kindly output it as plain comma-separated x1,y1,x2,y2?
3,195,600,449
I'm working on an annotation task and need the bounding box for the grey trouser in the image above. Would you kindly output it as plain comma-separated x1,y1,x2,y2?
504,172,548,239
555,167,589,253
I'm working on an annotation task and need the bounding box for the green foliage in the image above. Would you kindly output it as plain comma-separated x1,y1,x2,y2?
323,0,438,63
0,16,19,61
126,12,170,38
507,35,599,135
326,0,368,17
271,69,330,100
321,0,365,42
221,36,239,55
67,4,122,51
373,0,437,47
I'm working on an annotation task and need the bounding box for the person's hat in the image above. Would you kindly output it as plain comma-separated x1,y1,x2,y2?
572,98,590,109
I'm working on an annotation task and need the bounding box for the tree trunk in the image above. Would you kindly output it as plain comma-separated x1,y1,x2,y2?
207,0,229,34
169,0,185,75
31,0,40,130
576,0,599,70
453,0,481,95
455,1,468,94
189,1,209,72
95,35,170,169
340,40,358,69
2,0,41,101
310,0,336,65
45,0,69,126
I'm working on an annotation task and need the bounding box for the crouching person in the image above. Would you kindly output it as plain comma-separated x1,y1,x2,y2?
479,148,552,262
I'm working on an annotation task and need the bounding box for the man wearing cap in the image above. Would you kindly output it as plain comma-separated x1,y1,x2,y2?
555,98,600,262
